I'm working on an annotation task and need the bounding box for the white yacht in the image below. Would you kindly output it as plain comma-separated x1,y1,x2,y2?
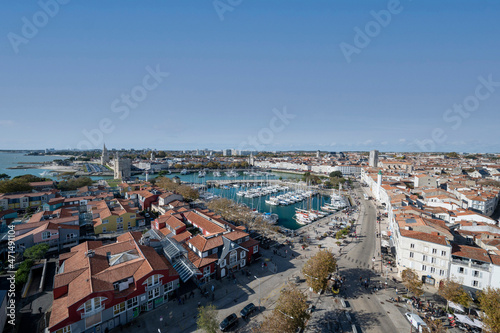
265,198,280,206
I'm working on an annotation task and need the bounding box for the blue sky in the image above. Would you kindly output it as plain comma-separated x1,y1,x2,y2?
1,0,499,152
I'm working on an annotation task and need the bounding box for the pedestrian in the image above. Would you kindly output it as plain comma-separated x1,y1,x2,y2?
197,301,201,308
395,288,398,295
39,306,42,314
211,285,215,293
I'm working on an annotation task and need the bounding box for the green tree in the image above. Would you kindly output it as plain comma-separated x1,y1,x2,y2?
157,170,169,176
329,171,342,178
23,243,50,260
13,174,47,182
0,173,10,180
176,185,200,201
479,287,500,333
302,250,337,292
0,178,32,193
57,176,93,191
438,279,472,310
156,176,179,192
15,259,33,286
197,304,218,333
260,287,310,333
401,268,424,297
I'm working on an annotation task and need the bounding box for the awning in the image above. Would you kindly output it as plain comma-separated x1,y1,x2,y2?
381,240,390,247
472,319,484,329
455,314,475,327
448,301,465,313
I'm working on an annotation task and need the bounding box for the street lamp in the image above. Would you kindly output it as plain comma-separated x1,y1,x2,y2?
278,309,294,320
303,273,319,280
254,276,261,308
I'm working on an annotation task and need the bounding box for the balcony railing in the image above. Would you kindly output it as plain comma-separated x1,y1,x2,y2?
80,309,103,319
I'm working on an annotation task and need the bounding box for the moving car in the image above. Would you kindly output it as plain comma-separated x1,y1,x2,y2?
219,313,238,331
240,303,256,319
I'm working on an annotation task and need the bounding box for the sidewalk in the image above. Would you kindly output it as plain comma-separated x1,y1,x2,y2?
119,267,266,333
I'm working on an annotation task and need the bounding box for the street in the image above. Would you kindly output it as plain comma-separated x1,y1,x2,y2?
120,181,415,333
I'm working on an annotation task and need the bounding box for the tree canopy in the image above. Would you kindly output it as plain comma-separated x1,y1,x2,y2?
329,171,343,178
23,243,50,261
302,172,322,185
401,268,424,297
302,250,337,292
207,197,272,231
196,304,218,333
259,287,310,333
438,278,472,309
479,287,500,333
56,176,93,191
155,176,199,201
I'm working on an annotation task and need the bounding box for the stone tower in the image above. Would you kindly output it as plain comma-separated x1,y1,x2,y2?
101,143,109,165
113,153,131,180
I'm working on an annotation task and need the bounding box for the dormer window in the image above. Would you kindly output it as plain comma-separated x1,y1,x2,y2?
78,297,107,314
144,274,162,287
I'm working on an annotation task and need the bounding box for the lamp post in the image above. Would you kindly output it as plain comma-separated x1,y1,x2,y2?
254,276,261,308
278,309,294,320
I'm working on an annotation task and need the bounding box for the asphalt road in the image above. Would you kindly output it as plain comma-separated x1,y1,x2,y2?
337,183,400,333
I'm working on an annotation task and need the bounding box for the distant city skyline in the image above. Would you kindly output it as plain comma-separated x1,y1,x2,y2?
1,1,500,152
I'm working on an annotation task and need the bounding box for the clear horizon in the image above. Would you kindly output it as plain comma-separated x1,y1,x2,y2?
1,1,500,152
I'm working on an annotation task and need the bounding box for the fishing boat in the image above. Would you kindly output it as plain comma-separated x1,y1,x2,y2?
263,213,279,225
294,212,312,225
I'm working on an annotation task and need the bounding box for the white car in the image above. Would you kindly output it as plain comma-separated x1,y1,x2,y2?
405,312,428,332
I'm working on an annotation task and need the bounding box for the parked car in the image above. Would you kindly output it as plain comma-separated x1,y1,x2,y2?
219,313,238,331
405,312,427,332
240,303,256,319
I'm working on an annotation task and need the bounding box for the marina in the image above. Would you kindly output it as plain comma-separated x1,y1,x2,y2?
199,178,350,230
